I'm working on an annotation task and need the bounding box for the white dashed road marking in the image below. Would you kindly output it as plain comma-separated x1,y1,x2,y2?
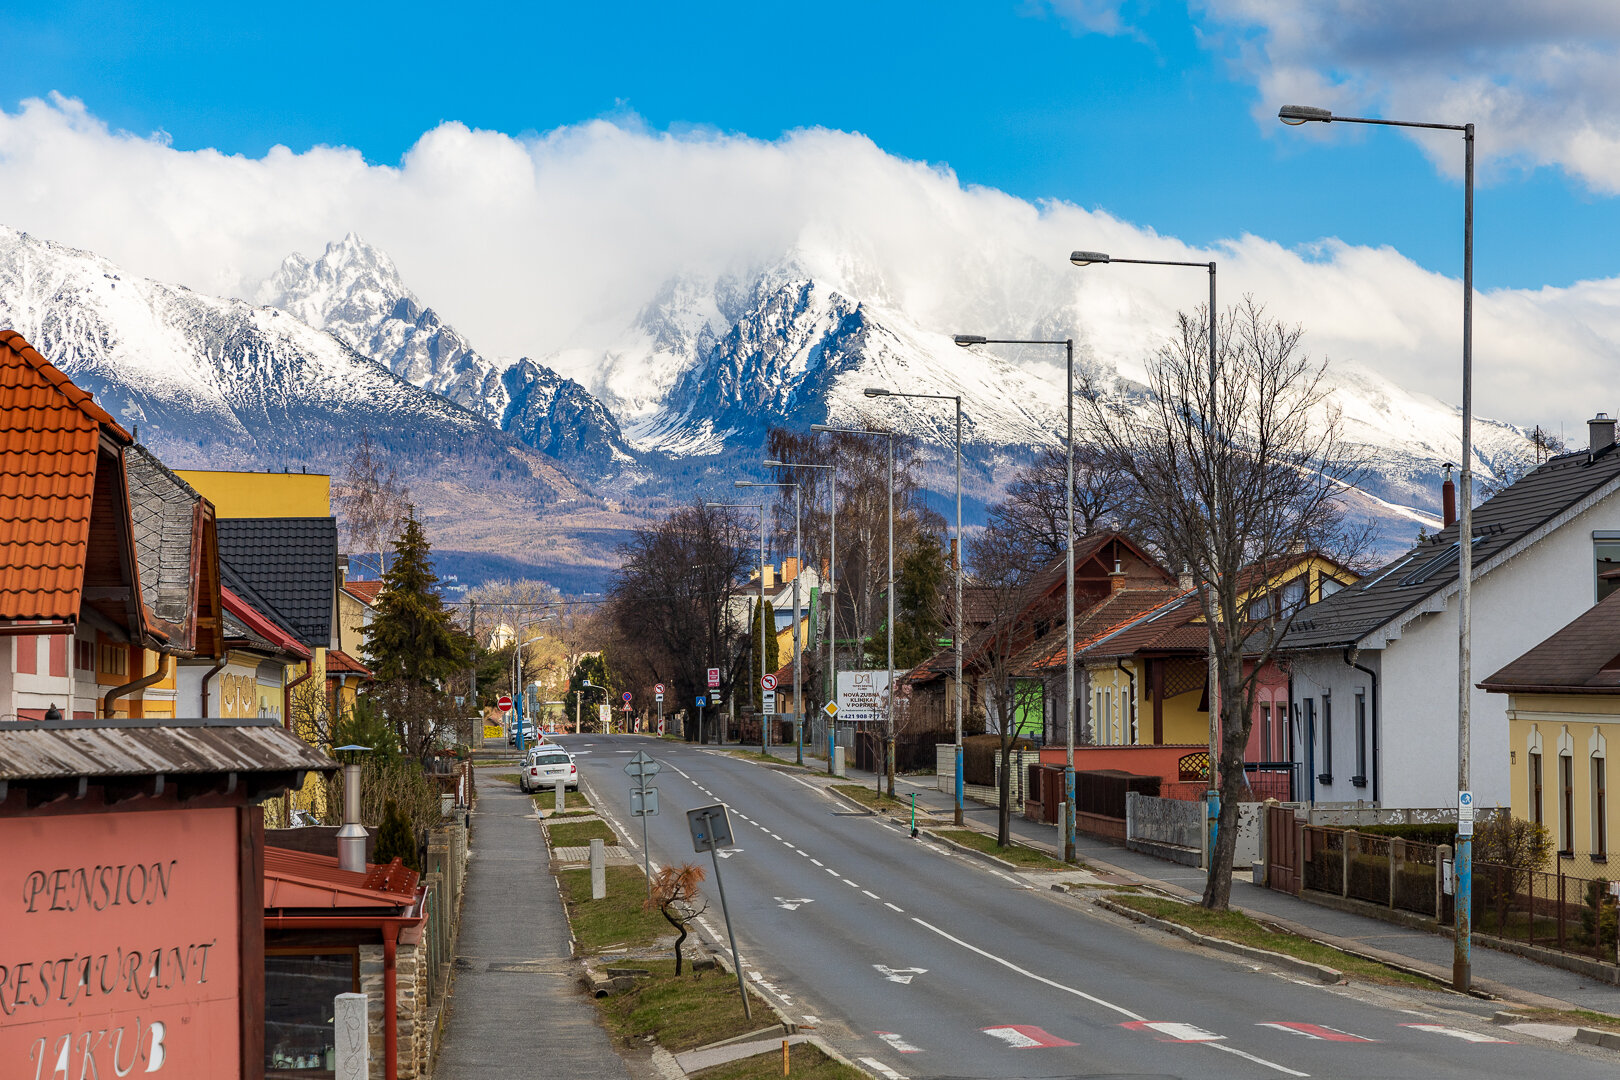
859,1057,906,1080
875,1031,922,1053
1401,1024,1513,1044
885,902,904,913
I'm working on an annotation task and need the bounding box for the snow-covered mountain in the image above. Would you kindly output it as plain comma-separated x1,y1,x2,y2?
260,234,634,474
0,225,584,511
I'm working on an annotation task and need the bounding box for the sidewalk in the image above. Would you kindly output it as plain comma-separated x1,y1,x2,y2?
432,765,633,1080
739,741,1620,1014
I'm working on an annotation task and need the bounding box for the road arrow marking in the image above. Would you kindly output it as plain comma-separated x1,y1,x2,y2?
983,1025,1076,1048
716,848,742,859
875,1032,922,1053
1259,1022,1375,1042
775,897,815,911
1401,1024,1512,1043
874,965,927,984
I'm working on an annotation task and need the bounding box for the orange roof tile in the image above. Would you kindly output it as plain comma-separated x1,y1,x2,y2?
325,648,373,677
343,580,383,605
0,331,133,622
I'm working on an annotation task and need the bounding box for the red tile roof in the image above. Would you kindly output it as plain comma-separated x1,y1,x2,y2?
325,648,373,677
343,579,383,605
264,846,420,911
0,331,133,622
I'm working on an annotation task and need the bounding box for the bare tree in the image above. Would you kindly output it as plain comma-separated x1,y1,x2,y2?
335,431,412,579
982,444,1143,567
1077,298,1369,909
645,864,708,975
965,523,1056,847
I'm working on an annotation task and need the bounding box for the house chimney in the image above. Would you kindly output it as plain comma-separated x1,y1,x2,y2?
783,556,800,583
1441,463,1456,529
1108,557,1127,593
762,564,776,590
949,537,959,572
337,760,367,873
1590,412,1617,454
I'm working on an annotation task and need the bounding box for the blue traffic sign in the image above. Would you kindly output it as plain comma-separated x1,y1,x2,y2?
696,696,707,707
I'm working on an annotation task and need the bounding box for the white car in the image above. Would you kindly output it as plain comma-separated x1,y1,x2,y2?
522,748,578,793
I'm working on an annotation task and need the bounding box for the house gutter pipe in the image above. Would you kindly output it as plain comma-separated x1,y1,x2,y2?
198,653,228,717
1347,648,1380,804
101,651,171,717
1116,659,1137,744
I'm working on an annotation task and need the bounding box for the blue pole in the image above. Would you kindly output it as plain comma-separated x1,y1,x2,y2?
1064,765,1075,856
957,746,966,823
1456,833,1472,979
516,691,526,754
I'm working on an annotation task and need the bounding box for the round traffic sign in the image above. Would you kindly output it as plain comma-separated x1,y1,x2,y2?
761,674,777,691
622,691,633,702
654,682,665,695
497,694,513,711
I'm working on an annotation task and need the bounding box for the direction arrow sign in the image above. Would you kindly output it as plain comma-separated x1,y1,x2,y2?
774,897,815,911
624,750,662,780
657,718,666,735
873,965,926,985
761,673,777,691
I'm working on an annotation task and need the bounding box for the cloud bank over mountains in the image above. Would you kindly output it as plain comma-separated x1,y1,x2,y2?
0,92,1616,430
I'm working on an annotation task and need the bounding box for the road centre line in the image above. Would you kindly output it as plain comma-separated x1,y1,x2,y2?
844,879,859,887
811,859,823,866
1208,1042,1310,1076
884,902,904,913
863,890,880,899
911,917,1144,1021
826,868,840,876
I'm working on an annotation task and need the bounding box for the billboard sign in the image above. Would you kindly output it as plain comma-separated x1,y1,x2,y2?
836,670,891,724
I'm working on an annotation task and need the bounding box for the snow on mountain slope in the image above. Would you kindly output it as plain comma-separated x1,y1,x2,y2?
0,225,583,506
261,234,635,474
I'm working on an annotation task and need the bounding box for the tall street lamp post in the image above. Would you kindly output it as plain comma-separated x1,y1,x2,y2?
813,423,899,795
737,480,804,763
764,459,838,773
1277,102,1475,992
704,500,767,748
863,386,967,827
1069,250,1220,873
953,336,1077,861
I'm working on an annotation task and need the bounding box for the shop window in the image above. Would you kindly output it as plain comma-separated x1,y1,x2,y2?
265,950,357,1077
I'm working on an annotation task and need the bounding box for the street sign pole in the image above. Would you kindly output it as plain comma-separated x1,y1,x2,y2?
688,804,749,1021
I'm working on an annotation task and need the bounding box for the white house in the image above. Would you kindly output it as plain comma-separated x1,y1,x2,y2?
1280,415,1620,809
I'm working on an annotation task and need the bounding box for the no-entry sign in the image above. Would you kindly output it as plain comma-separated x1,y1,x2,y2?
497,694,513,711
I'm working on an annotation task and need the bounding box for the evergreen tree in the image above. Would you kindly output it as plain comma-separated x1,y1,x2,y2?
362,513,469,685
373,798,419,872
566,653,612,726
865,536,948,670
744,599,779,706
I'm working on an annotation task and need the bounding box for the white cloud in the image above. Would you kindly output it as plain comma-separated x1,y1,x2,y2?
0,93,1616,431
1198,0,1620,191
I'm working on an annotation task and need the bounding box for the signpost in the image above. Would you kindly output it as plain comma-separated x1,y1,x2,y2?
625,751,662,895
688,803,750,1020
823,701,839,775
707,667,721,688
655,682,665,739
598,702,611,733
1458,789,1475,837
761,690,776,715
761,673,777,691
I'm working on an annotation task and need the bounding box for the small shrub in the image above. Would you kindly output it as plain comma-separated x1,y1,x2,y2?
374,798,419,872
1576,879,1618,949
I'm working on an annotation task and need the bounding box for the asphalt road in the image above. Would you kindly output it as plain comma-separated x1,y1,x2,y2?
563,734,1616,1080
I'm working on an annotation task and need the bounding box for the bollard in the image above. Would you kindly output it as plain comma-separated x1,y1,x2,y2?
555,781,566,814
334,991,369,1079
590,838,606,900
833,746,846,778
783,1038,790,1076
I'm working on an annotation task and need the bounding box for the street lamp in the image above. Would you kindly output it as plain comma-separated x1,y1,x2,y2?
1278,101,1476,993
764,459,838,775
953,337,1077,861
577,679,608,734
703,499,767,749
737,478,804,764
813,422,900,796
1069,250,1219,873
863,385,967,826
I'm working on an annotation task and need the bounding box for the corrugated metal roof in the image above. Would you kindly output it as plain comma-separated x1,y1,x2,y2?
0,716,335,780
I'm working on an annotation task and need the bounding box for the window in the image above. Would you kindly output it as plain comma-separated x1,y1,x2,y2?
1561,752,1575,855
1318,691,1333,782
1353,691,1368,786
1597,535,1620,601
1319,577,1344,600
1594,754,1607,859
1280,577,1308,615
1259,703,1271,760
1302,698,1316,780
1530,750,1544,826
74,639,94,672
265,951,357,1075
15,634,35,675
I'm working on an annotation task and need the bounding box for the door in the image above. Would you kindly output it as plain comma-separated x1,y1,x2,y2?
1266,803,1300,895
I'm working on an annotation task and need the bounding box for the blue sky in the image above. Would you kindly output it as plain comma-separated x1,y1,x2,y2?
5,0,1616,294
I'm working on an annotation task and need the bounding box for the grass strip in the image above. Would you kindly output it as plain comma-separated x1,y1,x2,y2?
932,828,1073,870
531,788,592,810
548,819,618,848
1507,1007,1620,1033
1106,894,1432,988
494,772,520,785
690,1042,867,1080
830,784,908,811
598,957,759,1052
555,866,669,952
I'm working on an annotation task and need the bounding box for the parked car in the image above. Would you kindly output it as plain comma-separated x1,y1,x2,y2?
521,748,578,793
508,725,548,748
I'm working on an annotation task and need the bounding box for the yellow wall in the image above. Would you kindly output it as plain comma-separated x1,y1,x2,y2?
176,469,331,518
1508,694,1620,861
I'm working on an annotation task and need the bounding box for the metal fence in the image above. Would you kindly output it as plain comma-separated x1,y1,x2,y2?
1296,824,1618,965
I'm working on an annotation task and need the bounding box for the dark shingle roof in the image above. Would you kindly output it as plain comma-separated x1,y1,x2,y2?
217,518,337,649
1479,589,1620,694
1283,447,1620,651
125,444,203,644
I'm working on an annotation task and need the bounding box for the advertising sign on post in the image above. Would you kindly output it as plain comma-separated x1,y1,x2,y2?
836,670,891,724
707,667,721,688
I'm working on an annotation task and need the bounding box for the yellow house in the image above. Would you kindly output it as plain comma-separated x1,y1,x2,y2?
1081,554,1360,748
1482,589,1620,864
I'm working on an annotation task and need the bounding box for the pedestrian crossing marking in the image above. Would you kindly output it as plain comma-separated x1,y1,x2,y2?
1401,1023,1512,1043
983,1025,1076,1048
1259,1022,1374,1042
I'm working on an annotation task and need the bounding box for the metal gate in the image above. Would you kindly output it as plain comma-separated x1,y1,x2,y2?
1266,804,1301,895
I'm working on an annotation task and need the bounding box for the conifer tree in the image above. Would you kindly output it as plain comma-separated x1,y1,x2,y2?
363,513,467,685
373,798,419,872
745,599,779,706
